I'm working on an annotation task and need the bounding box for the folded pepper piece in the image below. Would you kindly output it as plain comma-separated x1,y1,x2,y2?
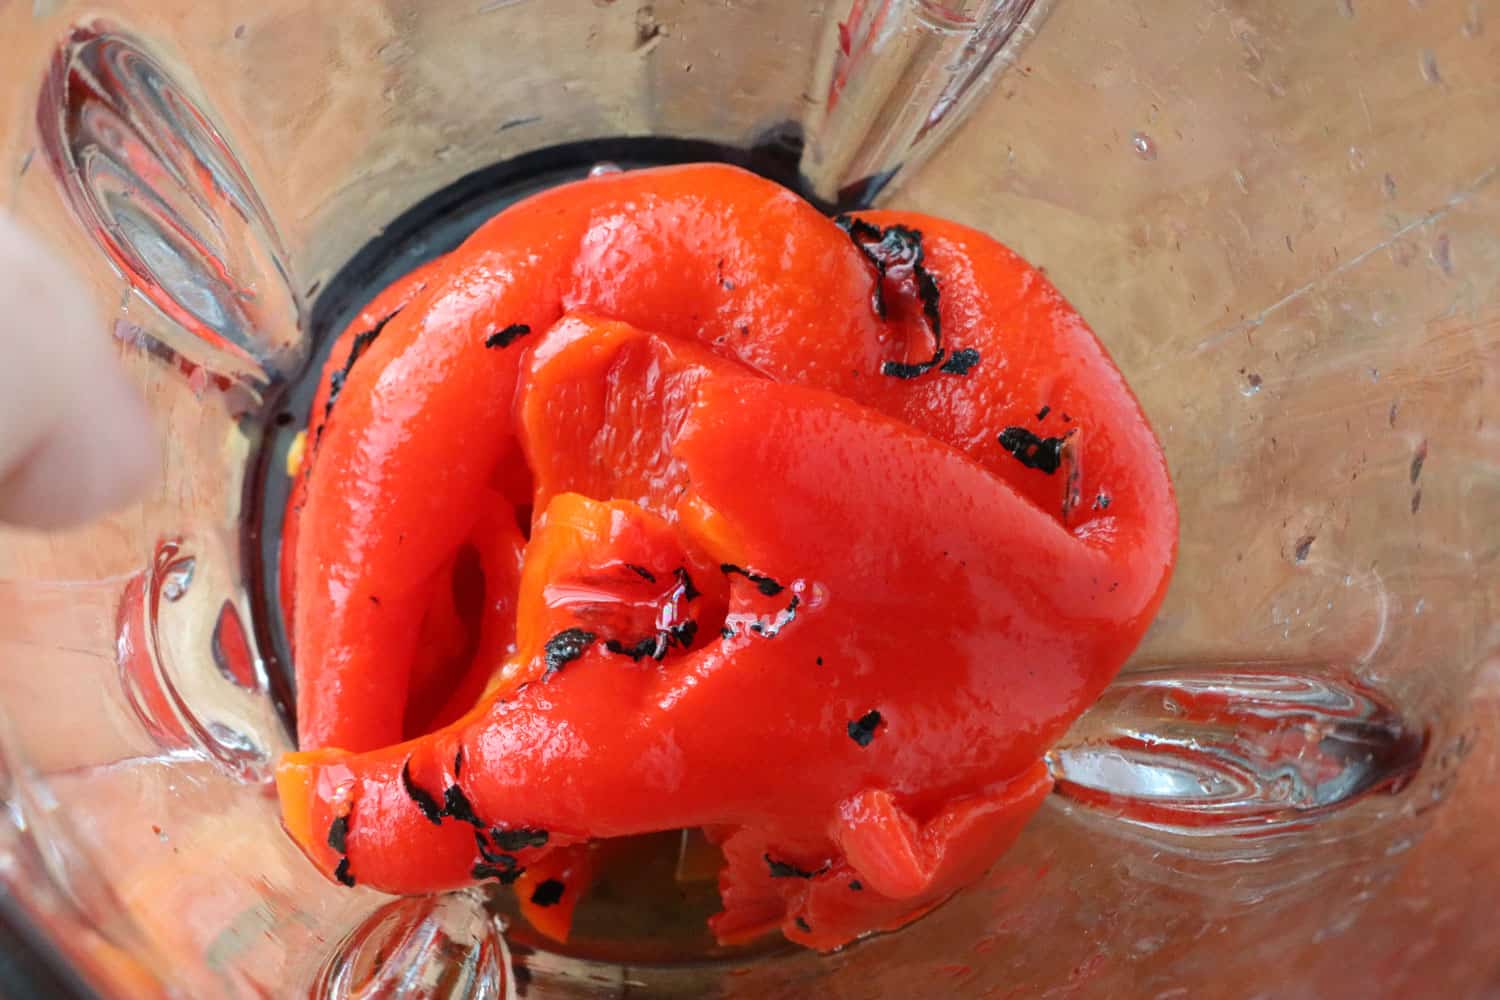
276,163,1176,951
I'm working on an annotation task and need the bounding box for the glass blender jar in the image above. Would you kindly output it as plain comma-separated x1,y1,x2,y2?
0,1,1497,996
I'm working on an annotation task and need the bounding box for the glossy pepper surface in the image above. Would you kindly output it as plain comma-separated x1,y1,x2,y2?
276,163,1177,951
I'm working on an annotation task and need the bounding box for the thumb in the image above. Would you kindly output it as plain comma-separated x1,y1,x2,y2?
0,216,156,529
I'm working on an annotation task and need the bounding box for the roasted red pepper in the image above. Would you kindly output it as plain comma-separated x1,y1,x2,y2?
276,164,1176,951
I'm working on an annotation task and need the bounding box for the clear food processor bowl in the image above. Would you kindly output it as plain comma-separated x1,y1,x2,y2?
1,1,1498,997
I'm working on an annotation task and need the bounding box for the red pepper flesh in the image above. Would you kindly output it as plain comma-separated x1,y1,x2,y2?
276,164,1176,951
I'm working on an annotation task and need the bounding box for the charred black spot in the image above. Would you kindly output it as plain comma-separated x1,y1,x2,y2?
849,880,863,892
327,814,350,855
940,347,980,375
998,427,1066,474
882,355,944,379
1036,405,1051,421
835,217,947,380
401,759,444,826
453,748,465,777
754,594,801,639
607,617,700,662
491,827,550,852
473,861,525,885
544,628,598,678
721,563,784,596
675,566,702,602
475,831,520,868
833,214,884,252
319,308,403,437
443,784,484,827
765,853,826,880
669,619,699,647
605,635,667,662
529,879,567,907
624,563,657,583
1092,493,1112,511
915,264,942,340
837,220,920,319
485,323,531,349
848,709,883,747
334,857,355,887
795,917,812,933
